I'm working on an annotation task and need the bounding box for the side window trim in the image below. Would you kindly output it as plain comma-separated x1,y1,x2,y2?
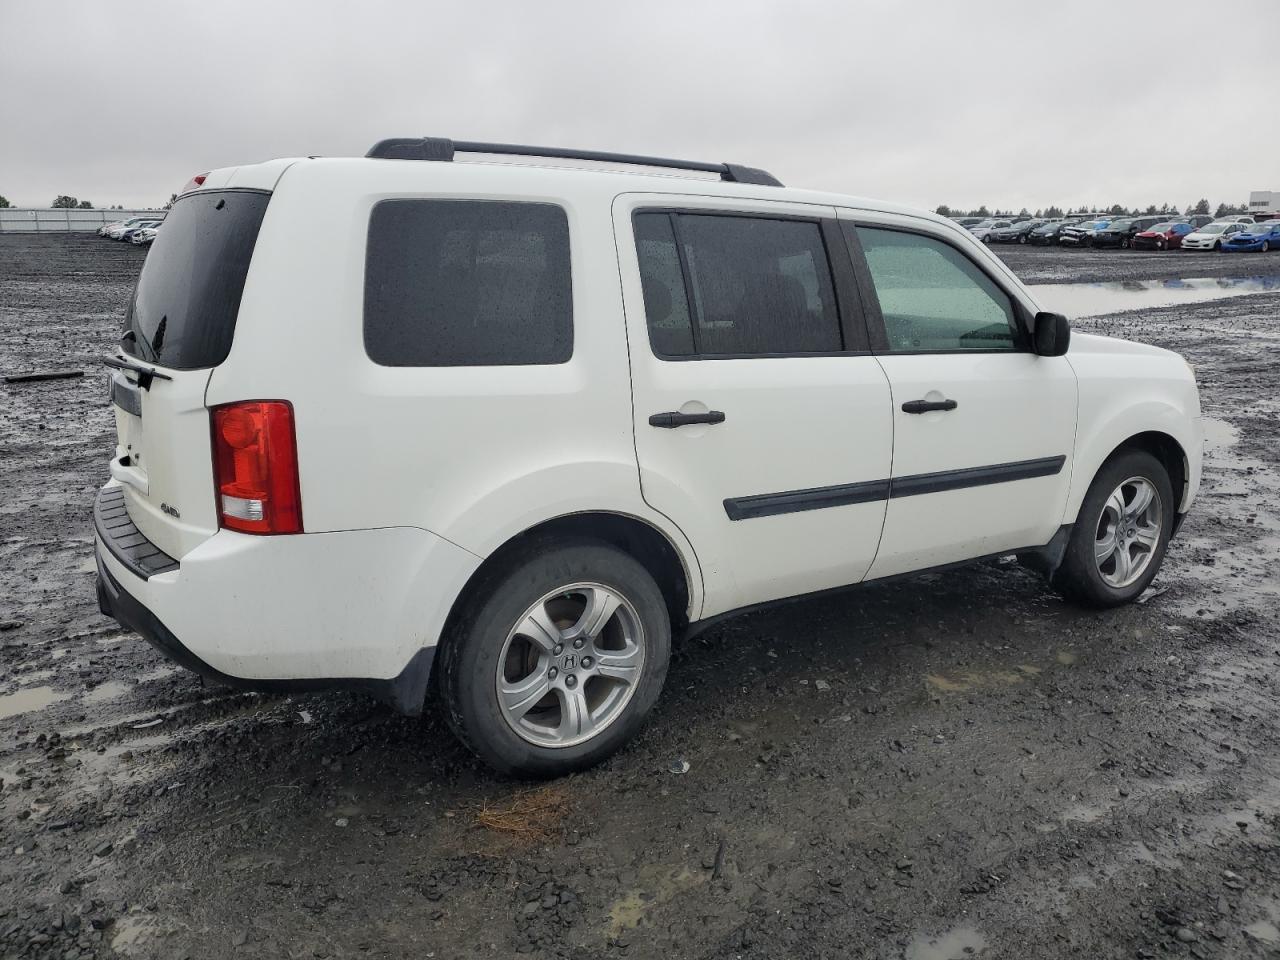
840,219,1033,355
631,206,873,360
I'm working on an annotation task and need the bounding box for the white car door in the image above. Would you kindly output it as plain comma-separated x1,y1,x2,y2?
615,195,894,618
837,213,1079,579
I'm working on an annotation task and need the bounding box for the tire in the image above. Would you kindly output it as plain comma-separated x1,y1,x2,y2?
1264,241,1271,253
1019,234,1028,244
1214,240,1222,252
1052,449,1174,608
1121,238,1130,249
438,538,672,777
982,235,991,244
1157,239,1165,251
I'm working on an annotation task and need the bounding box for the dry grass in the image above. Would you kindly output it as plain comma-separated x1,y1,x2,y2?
472,785,573,844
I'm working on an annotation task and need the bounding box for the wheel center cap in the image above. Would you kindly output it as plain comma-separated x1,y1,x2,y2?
561,654,577,672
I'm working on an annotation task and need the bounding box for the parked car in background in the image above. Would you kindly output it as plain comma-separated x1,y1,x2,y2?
969,219,1013,243
1028,219,1079,245
1183,215,1214,229
118,220,163,242
1219,215,1255,224
1059,219,1110,247
1180,222,1248,251
130,225,160,245
100,217,149,238
1132,222,1194,250
1223,221,1280,252
990,219,1046,243
951,217,985,228
1093,216,1167,249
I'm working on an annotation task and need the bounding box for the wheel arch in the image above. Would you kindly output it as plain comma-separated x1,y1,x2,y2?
437,511,699,662
1069,428,1191,522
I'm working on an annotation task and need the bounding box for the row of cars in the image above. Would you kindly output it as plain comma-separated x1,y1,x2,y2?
954,213,1280,252
97,215,165,245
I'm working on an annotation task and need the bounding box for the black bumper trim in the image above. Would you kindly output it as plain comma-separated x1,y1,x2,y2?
95,557,435,716
93,485,179,580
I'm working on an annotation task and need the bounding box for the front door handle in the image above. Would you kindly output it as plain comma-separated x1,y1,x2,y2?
649,410,727,428
901,399,958,414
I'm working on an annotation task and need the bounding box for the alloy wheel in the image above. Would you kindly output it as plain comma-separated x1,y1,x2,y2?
1093,476,1162,589
495,582,645,748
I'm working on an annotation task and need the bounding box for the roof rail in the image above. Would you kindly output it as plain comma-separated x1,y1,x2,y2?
364,137,783,187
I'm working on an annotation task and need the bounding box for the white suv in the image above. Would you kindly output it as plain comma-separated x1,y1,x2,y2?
95,138,1202,776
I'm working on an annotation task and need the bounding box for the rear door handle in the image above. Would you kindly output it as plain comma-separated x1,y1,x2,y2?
901,399,958,414
648,410,727,428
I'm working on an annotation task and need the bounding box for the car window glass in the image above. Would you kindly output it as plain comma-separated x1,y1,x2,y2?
856,227,1019,353
633,213,695,356
364,199,572,367
638,213,842,357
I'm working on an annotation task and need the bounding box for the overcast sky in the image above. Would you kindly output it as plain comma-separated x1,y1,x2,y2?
1,1,1275,212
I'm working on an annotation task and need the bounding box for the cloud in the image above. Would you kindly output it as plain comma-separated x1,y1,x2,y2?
0,0,1273,209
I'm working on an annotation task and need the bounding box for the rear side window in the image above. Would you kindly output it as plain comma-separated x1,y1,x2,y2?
123,189,269,370
634,212,841,357
364,200,571,366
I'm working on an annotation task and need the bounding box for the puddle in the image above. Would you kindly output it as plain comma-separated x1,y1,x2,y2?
0,685,70,719
1032,275,1280,318
1202,417,1239,453
906,927,987,960
83,680,131,705
606,865,703,938
1245,920,1280,944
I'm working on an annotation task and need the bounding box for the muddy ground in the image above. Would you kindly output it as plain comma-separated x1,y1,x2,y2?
2,234,1280,960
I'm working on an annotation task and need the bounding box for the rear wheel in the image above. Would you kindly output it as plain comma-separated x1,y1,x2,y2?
439,539,671,777
1264,240,1272,253
1052,450,1174,608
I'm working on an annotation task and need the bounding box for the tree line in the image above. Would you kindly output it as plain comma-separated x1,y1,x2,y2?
935,199,1249,220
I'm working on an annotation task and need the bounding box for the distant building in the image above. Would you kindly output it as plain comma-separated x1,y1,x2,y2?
1248,190,1279,214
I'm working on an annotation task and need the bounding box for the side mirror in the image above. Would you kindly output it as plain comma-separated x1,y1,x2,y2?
1033,311,1071,357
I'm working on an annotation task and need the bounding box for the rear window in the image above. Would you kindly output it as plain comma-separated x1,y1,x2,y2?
364,199,572,367
123,189,269,370
634,212,842,358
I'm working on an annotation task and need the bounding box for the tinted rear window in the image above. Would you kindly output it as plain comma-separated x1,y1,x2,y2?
634,212,842,357
123,190,269,370
364,199,572,367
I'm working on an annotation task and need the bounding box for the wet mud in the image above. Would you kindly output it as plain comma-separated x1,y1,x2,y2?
2,234,1280,959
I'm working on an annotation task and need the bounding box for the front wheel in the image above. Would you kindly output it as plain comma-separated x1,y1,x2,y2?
1052,450,1174,608
1121,238,1130,249
1264,241,1272,253
439,539,671,777
1019,234,1028,244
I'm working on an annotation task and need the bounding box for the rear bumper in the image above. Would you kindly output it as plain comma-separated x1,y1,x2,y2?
93,482,482,714
96,557,435,713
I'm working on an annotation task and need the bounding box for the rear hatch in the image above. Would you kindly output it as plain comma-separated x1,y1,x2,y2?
108,188,270,560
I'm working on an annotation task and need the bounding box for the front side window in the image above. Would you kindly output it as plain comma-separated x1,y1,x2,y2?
364,199,571,366
634,212,842,357
856,227,1021,353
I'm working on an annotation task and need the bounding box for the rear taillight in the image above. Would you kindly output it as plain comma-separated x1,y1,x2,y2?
210,401,302,535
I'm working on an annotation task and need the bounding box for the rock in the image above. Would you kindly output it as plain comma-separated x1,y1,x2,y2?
92,842,112,859
334,818,349,828
1175,928,1198,943
668,759,690,774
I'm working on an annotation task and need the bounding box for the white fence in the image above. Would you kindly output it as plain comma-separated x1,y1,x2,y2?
0,208,166,233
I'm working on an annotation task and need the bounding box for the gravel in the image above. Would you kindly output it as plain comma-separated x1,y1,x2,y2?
2,234,1280,959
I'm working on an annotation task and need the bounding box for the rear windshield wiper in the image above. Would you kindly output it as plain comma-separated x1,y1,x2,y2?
103,353,172,390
